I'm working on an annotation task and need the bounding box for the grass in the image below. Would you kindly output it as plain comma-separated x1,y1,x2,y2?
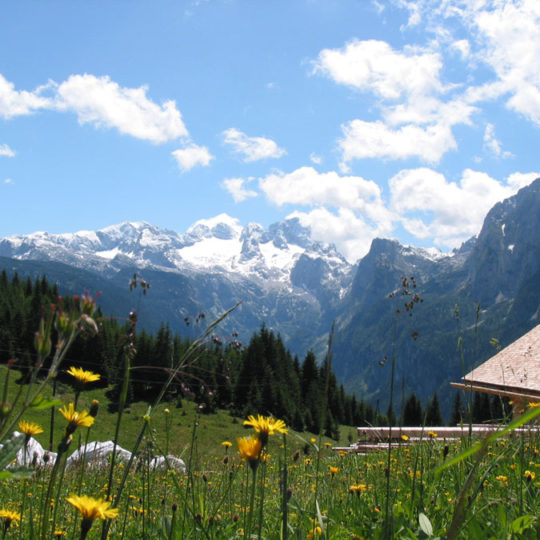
1,363,539,538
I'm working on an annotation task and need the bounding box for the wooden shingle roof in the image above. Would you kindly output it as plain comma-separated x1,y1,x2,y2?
453,324,540,400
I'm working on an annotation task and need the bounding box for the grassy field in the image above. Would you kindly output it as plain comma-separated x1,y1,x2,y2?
0,363,539,539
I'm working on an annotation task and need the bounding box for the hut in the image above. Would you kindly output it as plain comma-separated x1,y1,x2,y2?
451,324,540,417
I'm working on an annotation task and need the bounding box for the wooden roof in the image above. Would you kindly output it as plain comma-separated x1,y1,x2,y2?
455,324,540,398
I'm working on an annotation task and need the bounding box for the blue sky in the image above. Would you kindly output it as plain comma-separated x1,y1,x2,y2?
1,0,539,262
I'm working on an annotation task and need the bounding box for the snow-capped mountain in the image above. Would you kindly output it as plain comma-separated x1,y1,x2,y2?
1,178,538,415
0,214,360,356
0,214,351,286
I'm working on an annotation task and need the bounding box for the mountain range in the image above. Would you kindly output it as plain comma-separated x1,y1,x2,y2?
1,178,539,416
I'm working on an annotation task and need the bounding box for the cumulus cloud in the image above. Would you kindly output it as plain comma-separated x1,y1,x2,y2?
4,178,13,185
313,38,474,166
289,206,391,262
223,128,286,162
472,0,540,125
339,120,456,165
56,74,188,143
389,168,538,248
314,39,443,99
221,177,258,202
172,144,213,172
0,74,52,119
258,166,395,261
0,144,15,157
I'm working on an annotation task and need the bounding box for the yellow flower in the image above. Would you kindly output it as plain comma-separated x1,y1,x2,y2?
0,508,21,528
401,434,409,441
329,466,339,476
524,470,536,482
306,525,322,538
237,436,262,471
221,441,233,448
349,484,368,494
528,402,540,408
243,415,287,445
428,431,438,438
66,494,119,521
496,475,508,486
324,442,332,448
66,366,101,384
310,438,317,443
59,403,95,433
18,420,44,436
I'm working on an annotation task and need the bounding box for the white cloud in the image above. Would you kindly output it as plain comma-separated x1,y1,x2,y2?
0,74,52,119
309,153,322,165
472,0,540,125
258,166,395,261
259,166,383,209
0,144,15,157
507,171,540,190
56,74,188,143
289,207,390,262
4,178,13,184
339,120,456,165
389,167,533,248
314,39,443,99
223,128,286,162
172,144,213,172
451,39,470,60
483,123,513,158
221,177,258,202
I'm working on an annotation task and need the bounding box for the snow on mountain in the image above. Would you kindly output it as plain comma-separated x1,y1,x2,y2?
0,214,357,288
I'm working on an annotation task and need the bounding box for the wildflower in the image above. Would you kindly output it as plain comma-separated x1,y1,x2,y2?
0,508,21,530
306,525,322,538
221,440,233,449
59,403,94,435
528,402,540,408
66,494,118,537
349,484,368,494
67,366,101,385
18,420,44,436
524,470,536,482
496,475,508,486
310,438,317,444
401,434,409,441
324,442,332,448
237,436,262,472
243,415,287,446
428,431,438,438
329,466,339,477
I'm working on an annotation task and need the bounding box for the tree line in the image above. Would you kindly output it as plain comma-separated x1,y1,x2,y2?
0,271,509,437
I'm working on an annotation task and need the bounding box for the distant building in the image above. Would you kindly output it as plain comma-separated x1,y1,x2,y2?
451,324,540,418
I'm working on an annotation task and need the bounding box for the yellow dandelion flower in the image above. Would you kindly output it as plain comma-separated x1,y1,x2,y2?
221,441,233,448
401,434,409,441
243,415,287,445
524,470,536,482
237,436,262,471
18,420,44,436
310,438,317,444
66,366,101,384
59,403,95,433
66,494,119,521
349,484,368,494
0,509,21,528
428,431,438,438
329,466,339,476
528,402,540,408
324,442,332,448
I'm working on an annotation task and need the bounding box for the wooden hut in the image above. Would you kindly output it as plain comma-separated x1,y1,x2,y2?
451,324,540,417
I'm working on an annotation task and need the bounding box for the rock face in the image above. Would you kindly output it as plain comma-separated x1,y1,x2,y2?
0,179,539,415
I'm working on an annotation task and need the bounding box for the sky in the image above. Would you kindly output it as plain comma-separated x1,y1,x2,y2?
1,0,539,263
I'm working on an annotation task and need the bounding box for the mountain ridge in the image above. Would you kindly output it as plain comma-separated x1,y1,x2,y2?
1,179,539,416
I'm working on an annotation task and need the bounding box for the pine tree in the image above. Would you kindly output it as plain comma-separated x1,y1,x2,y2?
425,392,443,426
